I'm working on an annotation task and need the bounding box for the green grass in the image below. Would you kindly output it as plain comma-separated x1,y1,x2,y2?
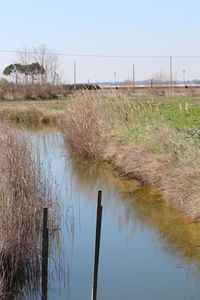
107,95,200,146
48,105,64,111
157,102,200,129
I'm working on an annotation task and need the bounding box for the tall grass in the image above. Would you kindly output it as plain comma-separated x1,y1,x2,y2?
0,102,64,128
62,92,107,159
0,121,57,298
62,91,200,220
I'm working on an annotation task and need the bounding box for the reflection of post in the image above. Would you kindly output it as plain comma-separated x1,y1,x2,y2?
91,191,103,300
42,208,49,300
132,64,135,93
170,56,173,94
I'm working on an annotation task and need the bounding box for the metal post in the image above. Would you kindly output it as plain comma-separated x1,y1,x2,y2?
91,191,103,300
42,208,49,300
170,56,173,94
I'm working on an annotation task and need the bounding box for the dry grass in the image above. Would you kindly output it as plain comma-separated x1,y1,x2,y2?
0,100,66,128
61,90,200,220
0,121,57,298
62,92,107,159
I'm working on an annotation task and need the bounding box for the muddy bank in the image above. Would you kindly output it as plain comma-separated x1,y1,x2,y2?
103,143,200,220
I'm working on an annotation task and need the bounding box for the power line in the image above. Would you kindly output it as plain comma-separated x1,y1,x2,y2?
0,49,200,58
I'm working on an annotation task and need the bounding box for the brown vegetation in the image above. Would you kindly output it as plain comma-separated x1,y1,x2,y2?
0,121,57,298
0,80,66,100
62,92,107,159
0,101,65,128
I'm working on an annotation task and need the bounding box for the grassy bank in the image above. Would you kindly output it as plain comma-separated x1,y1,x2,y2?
62,91,200,220
0,98,67,127
0,121,57,298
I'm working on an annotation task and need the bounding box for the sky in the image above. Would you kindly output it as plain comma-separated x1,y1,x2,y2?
1,0,200,83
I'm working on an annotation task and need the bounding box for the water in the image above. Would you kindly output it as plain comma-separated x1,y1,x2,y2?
27,130,200,300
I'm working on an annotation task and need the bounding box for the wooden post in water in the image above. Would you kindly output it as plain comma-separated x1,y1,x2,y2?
91,190,103,300
42,208,49,300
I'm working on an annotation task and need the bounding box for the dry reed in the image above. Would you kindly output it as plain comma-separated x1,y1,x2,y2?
0,121,56,298
62,91,107,159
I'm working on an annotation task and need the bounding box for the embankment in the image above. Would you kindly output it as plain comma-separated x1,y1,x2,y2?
0,99,65,127
61,91,200,221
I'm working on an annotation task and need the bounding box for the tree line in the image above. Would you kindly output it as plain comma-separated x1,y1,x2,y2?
0,45,64,100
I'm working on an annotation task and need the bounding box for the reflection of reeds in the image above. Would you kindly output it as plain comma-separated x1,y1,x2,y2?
0,121,58,299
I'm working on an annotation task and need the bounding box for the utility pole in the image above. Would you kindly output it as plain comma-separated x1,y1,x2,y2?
114,72,117,88
183,70,186,86
74,60,76,90
170,56,173,94
132,64,135,93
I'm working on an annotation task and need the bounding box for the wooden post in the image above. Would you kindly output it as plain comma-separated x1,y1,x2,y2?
42,208,49,300
91,191,103,300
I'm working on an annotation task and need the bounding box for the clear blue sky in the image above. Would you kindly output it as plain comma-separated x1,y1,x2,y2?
1,0,200,82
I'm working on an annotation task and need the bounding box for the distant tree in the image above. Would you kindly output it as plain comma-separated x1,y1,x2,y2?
31,45,59,84
3,63,45,84
3,64,23,84
151,71,169,86
123,79,132,86
29,63,45,79
4,45,60,85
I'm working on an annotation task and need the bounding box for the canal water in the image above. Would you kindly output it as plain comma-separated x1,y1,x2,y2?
27,130,200,300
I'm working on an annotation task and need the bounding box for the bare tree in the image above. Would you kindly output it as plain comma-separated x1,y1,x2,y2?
151,71,169,87
31,45,59,84
17,47,32,84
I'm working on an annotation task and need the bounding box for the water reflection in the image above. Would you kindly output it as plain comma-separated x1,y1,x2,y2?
69,154,200,264
28,131,200,299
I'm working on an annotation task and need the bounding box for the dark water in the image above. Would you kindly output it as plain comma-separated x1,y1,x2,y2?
27,130,200,300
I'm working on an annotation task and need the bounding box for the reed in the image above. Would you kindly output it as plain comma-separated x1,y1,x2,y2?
62,91,107,159
0,121,57,298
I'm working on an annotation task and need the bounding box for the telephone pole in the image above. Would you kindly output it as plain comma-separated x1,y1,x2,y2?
74,60,77,90
132,64,135,92
170,56,173,94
